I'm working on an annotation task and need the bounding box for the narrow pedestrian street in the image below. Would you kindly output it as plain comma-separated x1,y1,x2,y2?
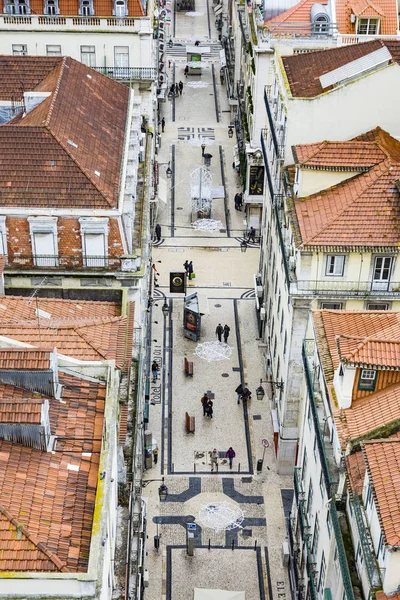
143,3,293,597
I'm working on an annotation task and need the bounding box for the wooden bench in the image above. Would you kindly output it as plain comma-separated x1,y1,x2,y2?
184,357,194,377
185,412,195,434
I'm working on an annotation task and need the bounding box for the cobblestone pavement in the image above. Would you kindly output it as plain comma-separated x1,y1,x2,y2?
142,2,293,598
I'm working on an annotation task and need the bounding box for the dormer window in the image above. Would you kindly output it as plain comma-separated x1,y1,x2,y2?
358,369,377,391
114,0,127,16
44,0,59,15
79,0,94,16
357,18,380,35
311,3,331,35
4,0,30,14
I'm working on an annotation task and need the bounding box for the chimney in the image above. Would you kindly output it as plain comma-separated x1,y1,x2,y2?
333,362,356,409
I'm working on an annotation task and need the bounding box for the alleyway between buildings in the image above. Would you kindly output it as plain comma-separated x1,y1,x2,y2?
143,2,293,597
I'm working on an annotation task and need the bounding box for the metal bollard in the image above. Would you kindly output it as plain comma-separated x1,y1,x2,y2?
208,538,211,550
254,540,257,550
231,539,234,550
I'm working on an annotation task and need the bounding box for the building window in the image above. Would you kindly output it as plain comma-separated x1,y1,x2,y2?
313,15,329,33
79,0,94,15
358,369,377,391
319,471,324,498
318,553,326,596
80,45,96,67
79,218,109,267
356,542,364,566
367,302,389,310
302,449,308,479
114,46,129,75
325,255,345,276
12,44,28,55
44,0,59,14
307,480,314,514
46,44,61,56
28,217,58,267
5,0,29,14
113,0,127,16
307,403,312,430
312,514,319,556
357,18,379,34
326,511,331,538
0,217,7,258
313,436,317,462
320,302,343,310
283,331,287,356
372,256,393,290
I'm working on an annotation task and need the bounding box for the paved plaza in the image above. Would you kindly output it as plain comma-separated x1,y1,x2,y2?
143,2,293,598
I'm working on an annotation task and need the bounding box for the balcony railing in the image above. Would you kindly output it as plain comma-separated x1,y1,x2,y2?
0,14,138,31
93,66,157,81
293,279,400,297
4,254,135,271
352,495,382,589
301,341,355,600
337,33,400,46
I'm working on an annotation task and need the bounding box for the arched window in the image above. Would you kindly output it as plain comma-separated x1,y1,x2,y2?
4,0,30,14
44,0,59,15
314,15,329,33
79,0,94,16
114,0,127,16
310,3,331,35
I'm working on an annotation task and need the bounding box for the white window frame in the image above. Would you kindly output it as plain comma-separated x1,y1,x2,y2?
366,302,389,310
359,369,376,391
46,44,62,56
79,218,109,268
79,0,94,16
0,217,7,257
28,217,58,267
113,0,127,16
320,302,343,310
5,0,29,14
372,256,393,290
325,255,345,276
357,18,380,35
318,552,326,596
80,45,96,67
12,44,28,55
44,0,59,15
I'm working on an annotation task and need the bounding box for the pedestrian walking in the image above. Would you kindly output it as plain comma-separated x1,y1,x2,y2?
152,263,160,276
175,83,180,96
178,80,183,95
248,227,256,243
206,398,213,419
155,223,161,242
201,393,208,416
184,65,189,77
238,192,243,210
235,383,244,404
151,360,159,383
216,323,223,342
195,40,201,46
234,192,241,211
168,59,172,68
183,260,190,276
226,447,236,470
161,117,165,132
210,448,218,472
188,261,194,276
241,387,252,404
223,324,230,343
153,445,159,464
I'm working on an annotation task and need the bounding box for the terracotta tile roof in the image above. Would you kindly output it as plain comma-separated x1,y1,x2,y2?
0,399,43,424
313,310,400,378
0,56,63,101
28,0,144,17
363,439,400,545
313,310,400,445
0,56,129,209
334,381,400,444
292,140,387,168
376,593,400,600
346,450,366,494
263,0,327,35
0,373,106,571
282,40,400,97
0,295,120,321
288,128,400,249
336,0,398,34
0,316,130,367
0,348,51,370
336,335,400,368
118,405,128,445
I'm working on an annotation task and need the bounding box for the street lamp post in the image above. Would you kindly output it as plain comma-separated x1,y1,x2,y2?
162,300,170,318
256,378,284,401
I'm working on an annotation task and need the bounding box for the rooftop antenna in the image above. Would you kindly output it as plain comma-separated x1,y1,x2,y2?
26,276,48,346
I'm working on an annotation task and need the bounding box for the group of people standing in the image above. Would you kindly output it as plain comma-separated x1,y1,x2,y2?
210,447,236,471
169,81,184,98
183,260,194,278
216,323,230,343
234,192,243,211
201,393,213,419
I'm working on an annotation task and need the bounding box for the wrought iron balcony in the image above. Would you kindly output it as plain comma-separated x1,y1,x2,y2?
93,66,157,81
352,494,382,589
0,14,138,31
293,279,400,297
4,254,138,271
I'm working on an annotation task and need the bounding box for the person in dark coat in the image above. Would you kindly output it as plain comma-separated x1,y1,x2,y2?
188,261,194,275
151,360,159,383
238,192,243,210
183,260,190,276
234,192,241,211
184,65,189,77
241,387,252,404
216,323,223,342
223,324,230,343
179,80,183,95
161,117,165,132
155,223,161,242
235,383,244,404
226,447,236,469
206,399,213,419
201,393,209,416
248,227,256,243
